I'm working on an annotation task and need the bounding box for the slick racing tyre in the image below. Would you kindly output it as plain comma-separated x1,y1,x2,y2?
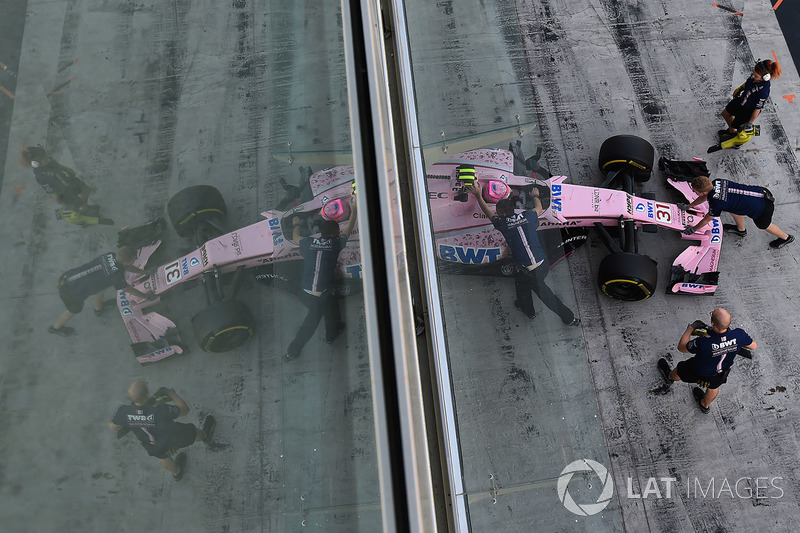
597,252,658,301
192,300,255,353
167,186,227,238
598,135,654,183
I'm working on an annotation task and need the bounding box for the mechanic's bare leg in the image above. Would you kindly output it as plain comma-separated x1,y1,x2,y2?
701,387,719,409
52,310,75,329
764,223,789,240
721,110,736,134
194,427,207,442
668,368,681,382
731,214,746,232
92,290,105,312
159,456,180,475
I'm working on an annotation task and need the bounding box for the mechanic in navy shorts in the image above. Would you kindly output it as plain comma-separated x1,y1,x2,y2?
109,381,215,481
49,246,154,336
682,175,794,249
719,59,781,138
658,308,756,413
284,195,358,361
467,183,579,326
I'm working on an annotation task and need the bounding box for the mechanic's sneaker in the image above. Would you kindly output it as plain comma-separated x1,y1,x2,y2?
173,453,187,481
514,300,536,319
769,235,794,249
201,415,216,443
48,325,75,337
657,358,673,385
717,129,734,140
692,387,710,414
722,224,747,237
325,323,345,344
283,352,299,362
566,318,581,327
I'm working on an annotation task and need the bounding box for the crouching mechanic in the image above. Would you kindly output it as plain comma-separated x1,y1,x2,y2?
658,308,756,413
467,183,579,326
109,381,216,481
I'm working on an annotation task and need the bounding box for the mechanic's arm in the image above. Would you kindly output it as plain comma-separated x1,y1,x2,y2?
125,284,156,301
342,198,358,239
167,389,190,417
677,324,694,353
125,264,147,276
109,422,123,431
531,188,543,215
745,340,757,350
291,216,302,243
467,184,495,218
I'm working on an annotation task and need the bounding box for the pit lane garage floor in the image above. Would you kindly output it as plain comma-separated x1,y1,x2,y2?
2,1,800,533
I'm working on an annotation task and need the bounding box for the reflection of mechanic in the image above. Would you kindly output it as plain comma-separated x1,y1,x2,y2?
682,176,793,249
284,196,358,361
19,147,94,213
49,246,155,336
109,381,215,481
468,183,579,326
719,59,781,138
658,308,756,413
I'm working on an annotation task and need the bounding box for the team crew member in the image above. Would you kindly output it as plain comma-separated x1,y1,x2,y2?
49,246,155,336
719,59,781,138
20,146,95,214
109,381,215,481
658,308,756,413
682,176,793,248
467,183,579,326
284,195,358,361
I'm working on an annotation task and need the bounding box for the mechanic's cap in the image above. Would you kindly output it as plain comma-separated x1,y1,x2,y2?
320,198,351,223
482,180,511,204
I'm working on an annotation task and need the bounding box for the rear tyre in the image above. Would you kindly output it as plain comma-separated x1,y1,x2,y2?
597,252,658,301
191,300,255,353
598,135,654,183
167,186,227,237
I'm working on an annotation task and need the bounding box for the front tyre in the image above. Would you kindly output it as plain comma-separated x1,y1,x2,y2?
598,135,654,183
191,300,255,353
167,185,227,238
597,252,658,301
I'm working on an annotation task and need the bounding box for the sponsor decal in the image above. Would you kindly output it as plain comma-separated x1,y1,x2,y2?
201,245,209,267
180,257,190,276
635,202,646,212
710,218,721,243
551,184,562,211
107,253,120,273
655,203,672,223
268,218,284,247
164,260,182,285
647,202,654,219
626,195,633,214
119,291,133,316
428,192,449,200
321,195,329,206
499,174,508,183
438,244,502,264
472,212,489,219
592,190,601,212
427,174,450,180
680,283,707,290
127,414,155,422
189,257,201,268
231,232,243,256
539,220,579,227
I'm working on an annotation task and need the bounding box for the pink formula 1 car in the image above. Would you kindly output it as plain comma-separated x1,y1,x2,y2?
115,135,720,364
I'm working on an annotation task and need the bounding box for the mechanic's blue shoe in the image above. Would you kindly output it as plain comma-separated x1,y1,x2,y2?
769,235,794,249
723,224,746,237
566,318,581,327
514,300,536,319
48,325,75,336
201,415,216,443
692,387,710,414
173,453,187,481
658,358,672,385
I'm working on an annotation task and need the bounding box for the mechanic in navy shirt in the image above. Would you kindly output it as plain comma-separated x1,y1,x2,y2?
720,59,781,138
49,246,154,336
468,183,579,326
284,196,358,361
109,381,215,481
682,175,793,249
20,146,95,214
658,308,756,413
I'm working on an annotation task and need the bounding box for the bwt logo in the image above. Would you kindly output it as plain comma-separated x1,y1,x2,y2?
635,202,645,212
557,459,614,516
439,244,501,264
551,184,562,211
710,218,721,243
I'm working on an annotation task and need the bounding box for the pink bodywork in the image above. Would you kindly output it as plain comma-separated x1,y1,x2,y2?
428,148,721,294
117,165,362,364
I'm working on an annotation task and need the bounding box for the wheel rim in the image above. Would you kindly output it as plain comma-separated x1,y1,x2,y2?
204,325,254,352
601,278,652,301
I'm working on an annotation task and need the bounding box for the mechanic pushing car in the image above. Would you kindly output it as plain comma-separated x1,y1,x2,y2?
681,175,794,249
467,182,579,326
